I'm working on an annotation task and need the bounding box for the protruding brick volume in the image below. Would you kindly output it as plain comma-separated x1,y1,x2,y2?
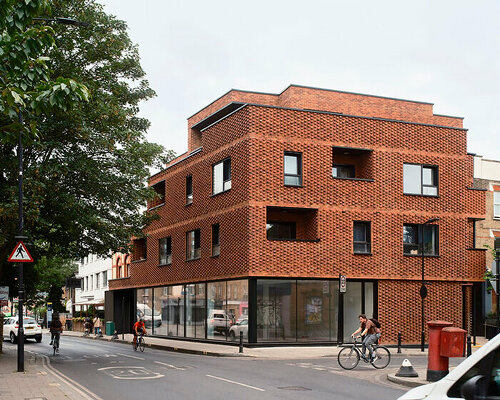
108,85,485,345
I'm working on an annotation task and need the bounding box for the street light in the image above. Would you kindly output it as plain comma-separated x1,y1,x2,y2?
15,16,88,373
420,217,440,352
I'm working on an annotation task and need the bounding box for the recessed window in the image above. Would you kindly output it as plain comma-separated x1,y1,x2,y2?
284,152,302,186
149,180,166,209
403,164,438,196
353,222,371,254
159,237,172,265
132,238,147,261
403,224,439,255
494,191,500,219
186,229,201,260
266,221,297,240
186,175,193,205
213,159,231,195
333,164,355,178
212,224,220,256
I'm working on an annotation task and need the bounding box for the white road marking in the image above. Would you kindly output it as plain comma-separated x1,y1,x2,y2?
154,361,186,370
116,353,145,360
206,375,265,392
97,366,164,380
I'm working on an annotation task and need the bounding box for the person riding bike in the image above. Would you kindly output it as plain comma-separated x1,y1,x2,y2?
50,313,64,351
133,318,147,349
351,314,381,363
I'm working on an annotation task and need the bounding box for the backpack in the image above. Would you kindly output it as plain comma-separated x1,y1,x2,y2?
370,318,381,329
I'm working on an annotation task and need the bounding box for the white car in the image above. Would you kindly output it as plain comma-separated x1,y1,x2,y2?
3,316,43,343
207,310,232,335
228,318,248,340
398,333,500,400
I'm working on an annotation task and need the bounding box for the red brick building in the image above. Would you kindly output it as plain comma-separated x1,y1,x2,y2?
106,85,486,345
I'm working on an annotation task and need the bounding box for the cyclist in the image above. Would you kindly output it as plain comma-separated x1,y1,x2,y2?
50,313,63,351
351,314,381,363
133,318,147,349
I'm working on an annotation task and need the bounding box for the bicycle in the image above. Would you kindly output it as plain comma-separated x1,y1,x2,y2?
338,336,391,370
52,332,60,356
133,333,145,352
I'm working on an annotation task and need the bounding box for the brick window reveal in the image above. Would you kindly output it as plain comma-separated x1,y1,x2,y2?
149,180,165,209
132,238,147,261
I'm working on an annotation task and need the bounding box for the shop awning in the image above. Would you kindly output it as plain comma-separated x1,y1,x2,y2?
73,298,105,306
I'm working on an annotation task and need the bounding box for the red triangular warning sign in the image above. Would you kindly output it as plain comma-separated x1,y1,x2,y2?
8,241,34,263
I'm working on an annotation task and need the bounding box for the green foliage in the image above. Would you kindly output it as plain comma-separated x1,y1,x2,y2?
0,0,175,301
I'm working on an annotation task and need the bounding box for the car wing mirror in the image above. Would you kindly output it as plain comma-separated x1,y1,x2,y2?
461,375,486,400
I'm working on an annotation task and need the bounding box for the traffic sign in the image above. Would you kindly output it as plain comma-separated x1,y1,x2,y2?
339,275,347,293
7,241,33,263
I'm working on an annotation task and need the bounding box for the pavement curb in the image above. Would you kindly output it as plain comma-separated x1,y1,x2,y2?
387,373,426,388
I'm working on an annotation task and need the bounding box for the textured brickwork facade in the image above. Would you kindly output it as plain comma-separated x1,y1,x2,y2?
110,85,485,344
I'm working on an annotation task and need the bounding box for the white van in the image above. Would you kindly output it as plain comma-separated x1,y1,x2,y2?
399,333,500,400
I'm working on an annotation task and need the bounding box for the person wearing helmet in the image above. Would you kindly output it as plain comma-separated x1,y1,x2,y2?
132,318,147,349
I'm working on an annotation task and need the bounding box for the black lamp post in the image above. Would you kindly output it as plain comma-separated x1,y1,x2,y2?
15,16,87,373
420,217,440,352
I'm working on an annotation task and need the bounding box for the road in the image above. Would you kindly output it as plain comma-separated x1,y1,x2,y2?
5,334,432,400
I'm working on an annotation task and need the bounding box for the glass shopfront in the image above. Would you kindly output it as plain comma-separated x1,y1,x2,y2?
136,278,374,343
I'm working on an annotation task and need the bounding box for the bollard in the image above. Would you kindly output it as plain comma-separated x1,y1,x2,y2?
467,336,472,357
397,332,402,354
239,331,243,353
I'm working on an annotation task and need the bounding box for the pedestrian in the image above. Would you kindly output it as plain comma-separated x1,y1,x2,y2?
351,314,382,363
93,315,102,336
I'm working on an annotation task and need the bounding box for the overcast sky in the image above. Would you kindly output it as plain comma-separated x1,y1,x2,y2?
99,0,499,161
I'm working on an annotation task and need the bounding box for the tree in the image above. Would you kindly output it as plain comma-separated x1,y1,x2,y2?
0,0,175,302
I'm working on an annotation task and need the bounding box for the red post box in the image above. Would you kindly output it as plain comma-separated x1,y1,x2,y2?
427,320,453,382
440,327,466,358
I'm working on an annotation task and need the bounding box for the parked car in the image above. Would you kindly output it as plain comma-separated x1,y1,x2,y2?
3,316,42,343
207,310,232,335
136,306,162,328
228,317,248,340
398,332,500,400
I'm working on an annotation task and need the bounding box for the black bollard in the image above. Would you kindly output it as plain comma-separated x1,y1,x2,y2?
397,332,402,354
467,336,472,357
239,331,244,353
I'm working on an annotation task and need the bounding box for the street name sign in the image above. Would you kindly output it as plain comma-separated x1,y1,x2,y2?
7,241,33,263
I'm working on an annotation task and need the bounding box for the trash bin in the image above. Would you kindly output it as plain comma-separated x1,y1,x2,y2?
105,321,115,336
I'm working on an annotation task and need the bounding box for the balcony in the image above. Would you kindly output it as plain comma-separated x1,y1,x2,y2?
266,206,319,242
332,146,374,181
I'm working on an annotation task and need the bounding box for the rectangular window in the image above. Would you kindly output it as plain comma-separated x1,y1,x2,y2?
95,273,100,289
213,159,231,195
90,275,93,290
332,164,355,178
102,271,108,287
159,237,172,265
353,222,371,254
85,276,88,291
284,152,302,186
186,175,193,205
212,224,220,257
186,229,201,260
494,191,500,219
403,164,438,196
403,223,439,255
266,221,297,240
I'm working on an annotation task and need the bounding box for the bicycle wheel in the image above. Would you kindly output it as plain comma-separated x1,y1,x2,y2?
371,346,391,369
338,346,360,370
138,337,145,352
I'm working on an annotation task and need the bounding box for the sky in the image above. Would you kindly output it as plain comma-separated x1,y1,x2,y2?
98,0,500,161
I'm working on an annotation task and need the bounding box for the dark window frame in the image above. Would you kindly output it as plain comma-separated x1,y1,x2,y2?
186,229,201,261
186,175,193,205
332,164,355,179
353,221,371,254
403,223,439,256
212,158,232,195
403,163,439,197
159,236,172,266
284,151,303,187
211,224,220,257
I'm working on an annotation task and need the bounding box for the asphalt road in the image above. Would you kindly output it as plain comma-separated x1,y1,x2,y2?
8,334,423,400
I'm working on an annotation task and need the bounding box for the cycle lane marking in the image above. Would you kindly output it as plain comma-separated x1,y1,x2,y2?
206,374,265,392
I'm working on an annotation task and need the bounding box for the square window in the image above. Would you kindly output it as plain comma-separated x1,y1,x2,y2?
213,159,231,195
403,164,438,196
353,222,371,254
403,223,438,255
284,152,302,186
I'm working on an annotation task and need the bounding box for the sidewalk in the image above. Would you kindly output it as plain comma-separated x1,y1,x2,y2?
0,342,87,400
59,329,436,359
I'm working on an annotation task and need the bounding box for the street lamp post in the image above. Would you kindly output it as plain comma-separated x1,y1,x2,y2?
15,16,87,373
420,217,440,352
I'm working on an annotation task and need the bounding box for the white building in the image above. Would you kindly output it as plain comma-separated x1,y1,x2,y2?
72,254,112,313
